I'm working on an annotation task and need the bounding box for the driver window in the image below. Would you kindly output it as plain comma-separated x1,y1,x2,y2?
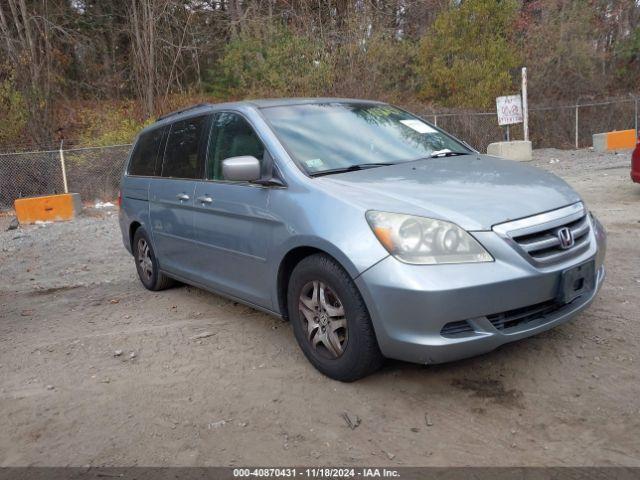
207,112,265,181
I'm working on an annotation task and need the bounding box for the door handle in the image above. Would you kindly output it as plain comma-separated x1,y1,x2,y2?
196,195,213,204
176,193,190,201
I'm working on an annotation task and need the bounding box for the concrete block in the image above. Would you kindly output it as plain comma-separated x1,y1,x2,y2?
486,140,533,162
593,133,607,152
14,193,82,224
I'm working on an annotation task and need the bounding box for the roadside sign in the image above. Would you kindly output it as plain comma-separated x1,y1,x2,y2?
496,95,523,126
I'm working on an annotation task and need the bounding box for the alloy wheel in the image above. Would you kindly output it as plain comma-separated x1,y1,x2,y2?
298,281,348,359
137,238,153,281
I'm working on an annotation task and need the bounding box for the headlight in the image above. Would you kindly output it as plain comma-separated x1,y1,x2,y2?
366,211,493,265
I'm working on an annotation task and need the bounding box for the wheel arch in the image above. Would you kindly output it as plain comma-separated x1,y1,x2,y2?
129,221,142,251
276,242,359,320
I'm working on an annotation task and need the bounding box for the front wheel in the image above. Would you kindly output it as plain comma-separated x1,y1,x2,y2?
287,254,383,381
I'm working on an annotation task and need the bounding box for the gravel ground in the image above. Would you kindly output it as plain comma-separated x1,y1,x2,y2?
0,148,638,467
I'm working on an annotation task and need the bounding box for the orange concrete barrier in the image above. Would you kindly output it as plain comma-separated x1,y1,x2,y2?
593,129,638,152
606,129,637,150
14,193,82,224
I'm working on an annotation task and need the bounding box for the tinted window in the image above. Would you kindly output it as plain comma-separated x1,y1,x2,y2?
128,127,165,176
207,112,265,180
161,115,207,179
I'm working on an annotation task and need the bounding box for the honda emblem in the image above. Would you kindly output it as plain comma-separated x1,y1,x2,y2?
557,227,574,249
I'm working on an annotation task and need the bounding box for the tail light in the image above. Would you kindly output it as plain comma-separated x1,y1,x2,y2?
117,190,122,208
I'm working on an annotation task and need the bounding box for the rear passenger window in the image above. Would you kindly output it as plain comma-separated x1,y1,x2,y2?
128,127,165,176
161,116,207,179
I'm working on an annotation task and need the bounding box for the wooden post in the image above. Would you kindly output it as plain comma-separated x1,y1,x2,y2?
59,140,69,194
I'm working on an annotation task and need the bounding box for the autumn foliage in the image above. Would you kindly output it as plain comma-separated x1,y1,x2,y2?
0,0,638,148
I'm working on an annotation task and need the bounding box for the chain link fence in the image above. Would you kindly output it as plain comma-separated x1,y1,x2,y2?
421,96,639,151
0,144,131,209
0,96,637,210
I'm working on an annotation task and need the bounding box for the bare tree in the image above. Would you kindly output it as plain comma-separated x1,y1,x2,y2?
0,0,61,143
128,0,206,117
129,0,163,117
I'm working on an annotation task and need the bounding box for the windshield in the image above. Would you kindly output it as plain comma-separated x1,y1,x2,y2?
260,102,471,175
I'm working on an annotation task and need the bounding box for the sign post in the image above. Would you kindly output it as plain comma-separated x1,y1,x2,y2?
496,95,523,141
489,76,532,161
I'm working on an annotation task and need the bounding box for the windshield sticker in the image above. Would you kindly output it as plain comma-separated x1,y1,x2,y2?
400,119,437,134
304,158,325,170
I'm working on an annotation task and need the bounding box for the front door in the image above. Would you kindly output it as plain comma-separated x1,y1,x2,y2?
149,114,208,278
192,111,276,309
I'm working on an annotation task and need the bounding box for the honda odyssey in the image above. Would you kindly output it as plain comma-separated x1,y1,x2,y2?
119,98,606,381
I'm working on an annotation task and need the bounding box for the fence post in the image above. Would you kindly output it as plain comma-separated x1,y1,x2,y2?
635,96,638,139
522,67,529,142
59,140,69,194
575,104,579,149
433,115,438,127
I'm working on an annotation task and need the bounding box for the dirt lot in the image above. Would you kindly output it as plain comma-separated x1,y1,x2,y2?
0,149,638,467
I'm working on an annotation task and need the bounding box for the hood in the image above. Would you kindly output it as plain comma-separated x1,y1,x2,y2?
319,154,581,231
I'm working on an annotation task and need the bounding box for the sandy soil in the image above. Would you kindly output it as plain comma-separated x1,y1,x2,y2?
0,149,638,467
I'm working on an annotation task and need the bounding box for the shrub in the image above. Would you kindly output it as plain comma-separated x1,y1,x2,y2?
76,103,153,146
0,78,28,147
332,33,419,100
416,0,522,109
207,25,334,98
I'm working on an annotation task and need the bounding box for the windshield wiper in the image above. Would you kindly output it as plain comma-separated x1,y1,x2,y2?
310,162,396,177
429,150,470,158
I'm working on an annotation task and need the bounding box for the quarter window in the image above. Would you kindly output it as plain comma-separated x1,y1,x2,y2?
207,112,265,180
128,127,165,176
161,115,207,179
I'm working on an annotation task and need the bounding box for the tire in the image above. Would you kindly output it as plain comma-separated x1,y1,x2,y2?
132,227,175,291
287,253,384,381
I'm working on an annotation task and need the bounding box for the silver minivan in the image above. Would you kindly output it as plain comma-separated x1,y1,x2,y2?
119,98,606,381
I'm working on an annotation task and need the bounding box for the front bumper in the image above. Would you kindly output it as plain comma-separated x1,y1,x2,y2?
355,217,606,365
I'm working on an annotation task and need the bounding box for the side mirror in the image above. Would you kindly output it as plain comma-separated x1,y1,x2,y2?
222,156,261,182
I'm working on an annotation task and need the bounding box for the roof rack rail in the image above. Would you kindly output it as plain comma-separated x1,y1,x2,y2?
157,103,210,121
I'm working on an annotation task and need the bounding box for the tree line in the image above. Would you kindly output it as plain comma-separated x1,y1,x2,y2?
0,0,638,148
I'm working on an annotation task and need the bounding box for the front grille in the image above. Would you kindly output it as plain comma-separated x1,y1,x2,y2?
494,203,592,266
512,214,590,264
486,299,561,331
